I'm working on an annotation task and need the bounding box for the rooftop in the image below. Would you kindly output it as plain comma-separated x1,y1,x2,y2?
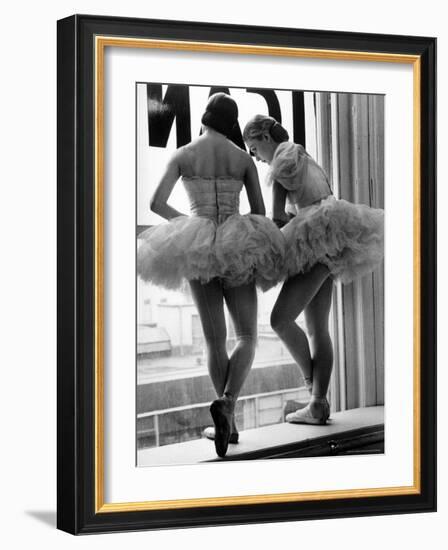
138,338,293,383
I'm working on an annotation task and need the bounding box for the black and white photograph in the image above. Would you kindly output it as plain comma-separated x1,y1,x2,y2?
136,83,385,465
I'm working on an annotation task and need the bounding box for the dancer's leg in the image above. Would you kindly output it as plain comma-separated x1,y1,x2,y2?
210,281,257,457
304,277,334,398
189,279,228,397
270,264,330,384
222,281,258,399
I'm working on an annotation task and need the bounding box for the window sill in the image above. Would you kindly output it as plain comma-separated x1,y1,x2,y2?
137,406,384,466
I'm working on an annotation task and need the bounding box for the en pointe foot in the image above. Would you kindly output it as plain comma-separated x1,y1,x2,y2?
210,397,234,457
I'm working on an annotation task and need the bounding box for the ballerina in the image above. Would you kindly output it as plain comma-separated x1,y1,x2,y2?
244,114,384,424
137,95,285,455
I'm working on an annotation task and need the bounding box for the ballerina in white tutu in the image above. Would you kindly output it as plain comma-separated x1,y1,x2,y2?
243,115,384,425
137,95,285,456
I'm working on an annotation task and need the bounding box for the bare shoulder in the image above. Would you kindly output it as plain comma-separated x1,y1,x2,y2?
225,140,252,165
168,144,192,169
225,138,246,155
171,144,188,161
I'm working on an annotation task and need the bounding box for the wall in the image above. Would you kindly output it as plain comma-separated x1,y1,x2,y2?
0,1,445,549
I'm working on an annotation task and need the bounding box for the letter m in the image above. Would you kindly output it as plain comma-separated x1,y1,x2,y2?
147,84,191,148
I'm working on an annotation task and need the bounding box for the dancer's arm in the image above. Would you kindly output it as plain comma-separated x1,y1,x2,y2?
150,151,185,220
272,180,289,228
244,158,266,215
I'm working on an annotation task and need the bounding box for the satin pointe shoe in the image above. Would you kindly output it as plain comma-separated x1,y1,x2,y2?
210,397,234,457
285,397,330,426
283,398,331,421
283,399,308,420
283,379,331,420
203,426,239,444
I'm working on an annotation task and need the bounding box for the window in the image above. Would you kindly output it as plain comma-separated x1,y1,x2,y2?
136,87,384,453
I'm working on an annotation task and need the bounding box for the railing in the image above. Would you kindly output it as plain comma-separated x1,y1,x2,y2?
137,386,309,448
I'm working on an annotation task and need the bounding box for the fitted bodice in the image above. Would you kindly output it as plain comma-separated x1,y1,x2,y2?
182,176,244,224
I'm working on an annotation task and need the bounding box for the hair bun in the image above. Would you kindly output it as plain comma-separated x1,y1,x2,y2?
201,93,238,137
270,120,289,142
201,111,213,127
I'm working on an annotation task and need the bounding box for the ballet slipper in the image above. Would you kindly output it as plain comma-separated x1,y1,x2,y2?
283,399,308,420
285,397,329,425
283,397,331,420
210,397,234,457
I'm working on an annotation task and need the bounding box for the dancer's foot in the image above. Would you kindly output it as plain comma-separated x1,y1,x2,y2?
285,397,330,425
284,398,331,419
283,399,308,420
303,377,331,419
210,396,234,457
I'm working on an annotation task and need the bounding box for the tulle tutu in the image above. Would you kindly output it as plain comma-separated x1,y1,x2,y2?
215,214,286,291
137,216,218,290
137,214,286,291
282,196,384,283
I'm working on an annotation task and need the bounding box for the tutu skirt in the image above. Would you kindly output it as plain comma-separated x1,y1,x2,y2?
137,214,285,291
282,196,384,283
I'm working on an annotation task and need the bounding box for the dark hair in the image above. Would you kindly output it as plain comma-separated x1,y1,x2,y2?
243,115,289,143
201,92,238,138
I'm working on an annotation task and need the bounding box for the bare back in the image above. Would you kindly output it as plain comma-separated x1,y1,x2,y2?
178,132,250,180
150,129,265,219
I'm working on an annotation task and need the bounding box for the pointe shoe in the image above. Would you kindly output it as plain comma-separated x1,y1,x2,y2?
283,400,308,420
284,396,331,420
285,399,330,425
203,426,239,444
210,397,234,457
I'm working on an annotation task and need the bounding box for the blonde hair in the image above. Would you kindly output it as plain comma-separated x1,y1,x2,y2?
243,115,289,143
